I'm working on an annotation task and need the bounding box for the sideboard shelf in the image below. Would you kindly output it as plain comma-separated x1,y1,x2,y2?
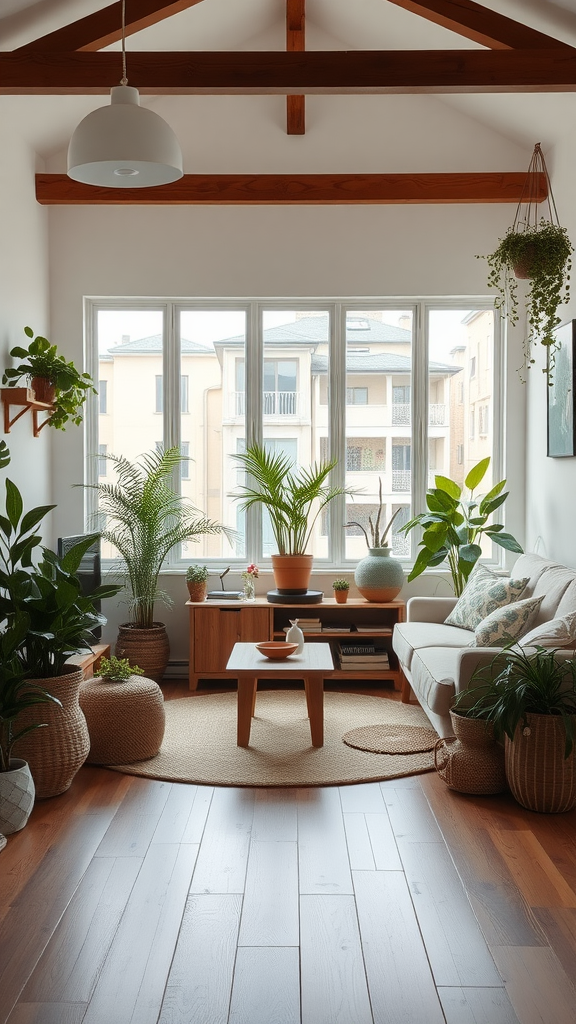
186,596,405,691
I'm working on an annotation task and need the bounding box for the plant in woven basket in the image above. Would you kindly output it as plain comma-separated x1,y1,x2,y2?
98,656,143,682
1,326,97,429
478,144,573,384
464,644,576,756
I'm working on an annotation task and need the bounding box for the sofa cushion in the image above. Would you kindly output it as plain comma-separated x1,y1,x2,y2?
474,595,544,647
393,621,474,671
554,579,576,619
518,610,576,648
524,566,576,625
410,647,462,718
444,564,529,630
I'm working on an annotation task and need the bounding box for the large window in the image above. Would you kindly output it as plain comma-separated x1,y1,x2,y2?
87,300,499,569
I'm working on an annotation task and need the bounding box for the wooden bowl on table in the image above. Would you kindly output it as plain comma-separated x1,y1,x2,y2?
255,641,299,660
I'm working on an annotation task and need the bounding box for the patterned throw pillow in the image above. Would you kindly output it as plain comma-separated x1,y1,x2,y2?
474,595,545,647
444,564,529,630
519,610,576,648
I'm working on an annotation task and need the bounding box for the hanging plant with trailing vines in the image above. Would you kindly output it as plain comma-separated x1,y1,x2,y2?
478,144,573,385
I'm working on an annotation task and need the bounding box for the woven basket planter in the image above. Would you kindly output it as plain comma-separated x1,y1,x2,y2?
80,674,165,765
115,622,170,683
0,759,35,834
434,711,506,795
505,713,576,813
15,666,89,799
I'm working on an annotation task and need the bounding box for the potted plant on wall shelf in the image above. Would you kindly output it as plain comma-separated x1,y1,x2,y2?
233,444,354,595
89,446,231,681
345,477,405,602
1,326,97,428
0,441,119,801
479,144,573,384
401,457,523,597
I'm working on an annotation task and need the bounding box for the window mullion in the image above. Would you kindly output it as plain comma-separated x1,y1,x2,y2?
164,302,180,567
246,302,262,562
412,302,428,561
329,304,345,565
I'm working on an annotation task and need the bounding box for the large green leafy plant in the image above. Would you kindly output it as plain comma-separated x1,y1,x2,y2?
456,645,576,757
402,457,523,596
89,447,230,629
2,326,97,429
233,444,353,555
0,441,118,770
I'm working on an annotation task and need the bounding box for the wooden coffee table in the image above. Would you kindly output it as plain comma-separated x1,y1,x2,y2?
226,642,334,748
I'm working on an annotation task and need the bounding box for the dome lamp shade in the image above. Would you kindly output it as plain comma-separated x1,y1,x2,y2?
67,86,183,188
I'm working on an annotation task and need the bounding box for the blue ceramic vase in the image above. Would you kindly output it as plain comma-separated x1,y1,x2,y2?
354,546,404,603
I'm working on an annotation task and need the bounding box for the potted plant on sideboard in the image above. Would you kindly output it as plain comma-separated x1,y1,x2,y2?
89,446,231,681
1,326,97,429
233,443,354,595
346,477,405,602
186,564,209,602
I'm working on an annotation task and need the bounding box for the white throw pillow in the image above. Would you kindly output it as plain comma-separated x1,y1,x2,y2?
519,610,576,648
445,563,529,631
474,595,545,647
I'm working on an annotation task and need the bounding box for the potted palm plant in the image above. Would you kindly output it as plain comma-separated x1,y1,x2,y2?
1,326,97,428
233,444,353,595
401,457,523,596
89,446,230,680
462,645,576,812
346,477,405,602
0,441,119,800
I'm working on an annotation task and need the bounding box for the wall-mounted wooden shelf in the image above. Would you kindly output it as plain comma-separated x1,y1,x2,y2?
1,387,54,436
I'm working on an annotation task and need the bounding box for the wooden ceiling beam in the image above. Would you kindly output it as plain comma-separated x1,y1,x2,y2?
17,1,206,53
2,50,576,94
287,0,305,135
385,0,573,51
35,171,547,205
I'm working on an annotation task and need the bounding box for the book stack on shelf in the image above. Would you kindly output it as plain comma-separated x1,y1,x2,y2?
337,642,390,671
355,626,392,635
284,617,322,634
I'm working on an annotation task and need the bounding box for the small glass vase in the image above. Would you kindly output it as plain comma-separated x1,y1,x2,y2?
243,577,256,601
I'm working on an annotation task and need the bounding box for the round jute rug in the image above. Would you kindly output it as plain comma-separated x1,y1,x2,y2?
108,691,437,788
343,723,437,755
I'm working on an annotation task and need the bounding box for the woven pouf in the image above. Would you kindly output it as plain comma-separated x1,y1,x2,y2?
79,675,166,765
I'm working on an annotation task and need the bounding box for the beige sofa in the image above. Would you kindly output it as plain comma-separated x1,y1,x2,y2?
392,553,576,737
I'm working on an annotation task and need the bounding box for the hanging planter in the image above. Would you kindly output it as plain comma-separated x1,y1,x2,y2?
480,143,573,385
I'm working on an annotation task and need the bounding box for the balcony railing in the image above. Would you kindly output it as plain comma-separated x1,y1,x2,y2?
392,403,447,426
392,470,411,492
234,391,298,416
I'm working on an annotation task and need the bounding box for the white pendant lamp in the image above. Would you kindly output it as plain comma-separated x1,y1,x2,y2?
67,1,183,188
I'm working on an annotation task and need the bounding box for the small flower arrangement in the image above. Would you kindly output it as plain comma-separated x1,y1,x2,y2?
332,579,350,591
99,656,143,682
241,563,259,581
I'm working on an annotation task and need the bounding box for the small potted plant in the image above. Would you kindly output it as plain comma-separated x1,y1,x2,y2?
241,563,259,602
2,326,97,429
97,656,144,681
332,579,350,604
186,564,210,602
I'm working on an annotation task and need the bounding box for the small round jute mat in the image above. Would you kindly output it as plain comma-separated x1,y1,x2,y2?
108,690,436,788
343,723,437,755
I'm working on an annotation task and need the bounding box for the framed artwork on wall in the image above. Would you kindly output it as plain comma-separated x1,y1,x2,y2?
547,320,576,458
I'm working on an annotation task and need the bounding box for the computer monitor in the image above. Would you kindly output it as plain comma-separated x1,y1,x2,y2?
57,535,102,641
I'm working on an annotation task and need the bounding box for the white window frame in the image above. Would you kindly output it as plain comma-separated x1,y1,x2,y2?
84,296,503,571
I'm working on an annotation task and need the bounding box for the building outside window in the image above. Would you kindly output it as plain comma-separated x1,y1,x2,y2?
98,443,107,476
99,380,107,414
89,302,498,567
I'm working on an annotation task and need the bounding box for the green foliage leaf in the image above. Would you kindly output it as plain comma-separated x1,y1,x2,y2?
5,479,23,530
464,457,490,491
434,475,461,500
490,531,524,553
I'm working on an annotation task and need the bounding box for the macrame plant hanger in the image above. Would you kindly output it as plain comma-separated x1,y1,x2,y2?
512,142,559,235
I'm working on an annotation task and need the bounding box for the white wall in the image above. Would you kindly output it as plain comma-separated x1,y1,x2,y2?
525,131,576,569
0,109,51,520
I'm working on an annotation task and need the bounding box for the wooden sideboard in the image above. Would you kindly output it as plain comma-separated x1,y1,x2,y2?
186,597,405,690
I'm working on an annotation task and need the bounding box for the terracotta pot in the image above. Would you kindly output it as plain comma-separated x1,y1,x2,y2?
354,547,404,603
333,590,349,604
31,376,55,404
505,712,576,813
0,759,35,834
271,554,313,595
187,580,207,602
16,666,89,799
512,245,535,280
115,622,170,684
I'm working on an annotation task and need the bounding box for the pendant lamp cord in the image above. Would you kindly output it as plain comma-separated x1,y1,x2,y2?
120,0,128,85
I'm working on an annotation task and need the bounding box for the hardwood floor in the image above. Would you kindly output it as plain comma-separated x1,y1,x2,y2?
1,683,576,1024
